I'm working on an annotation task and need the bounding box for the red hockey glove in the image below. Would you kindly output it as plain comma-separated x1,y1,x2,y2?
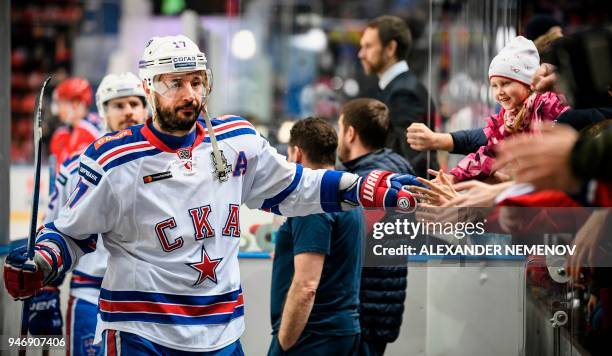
3,245,60,300
343,170,421,212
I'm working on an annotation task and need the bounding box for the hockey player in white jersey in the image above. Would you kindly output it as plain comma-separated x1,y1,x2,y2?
4,35,420,355
45,72,148,356
24,73,148,349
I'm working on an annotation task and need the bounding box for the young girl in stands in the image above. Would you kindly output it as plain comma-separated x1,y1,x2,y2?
450,36,570,182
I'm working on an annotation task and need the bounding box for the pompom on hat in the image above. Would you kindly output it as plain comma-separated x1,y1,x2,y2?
488,36,540,86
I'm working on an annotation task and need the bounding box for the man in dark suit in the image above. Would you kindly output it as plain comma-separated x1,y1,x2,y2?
358,15,437,177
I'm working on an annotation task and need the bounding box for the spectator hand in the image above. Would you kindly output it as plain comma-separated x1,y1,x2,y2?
531,63,559,93
487,171,512,184
566,210,612,282
442,180,513,208
408,169,457,206
495,123,580,191
426,168,455,185
407,123,444,151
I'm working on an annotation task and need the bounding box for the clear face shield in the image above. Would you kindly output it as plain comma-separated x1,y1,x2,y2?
151,69,212,109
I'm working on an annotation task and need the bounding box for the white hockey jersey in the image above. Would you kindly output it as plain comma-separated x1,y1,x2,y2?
37,116,357,352
46,152,109,305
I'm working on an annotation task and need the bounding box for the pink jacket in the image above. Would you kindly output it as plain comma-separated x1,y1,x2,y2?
450,92,570,182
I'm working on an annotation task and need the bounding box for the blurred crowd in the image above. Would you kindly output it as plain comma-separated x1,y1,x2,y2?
7,1,612,354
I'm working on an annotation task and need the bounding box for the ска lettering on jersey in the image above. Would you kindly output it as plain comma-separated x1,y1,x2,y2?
155,204,241,252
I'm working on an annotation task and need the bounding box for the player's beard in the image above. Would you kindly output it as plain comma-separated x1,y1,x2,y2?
154,96,202,133
337,138,350,163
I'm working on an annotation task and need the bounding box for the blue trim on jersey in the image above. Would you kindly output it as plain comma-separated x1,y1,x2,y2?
147,120,196,150
57,153,81,188
102,148,163,172
207,116,248,126
40,222,97,255
71,234,98,254
37,223,74,271
271,205,281,215
320,170,343,213
68,181,89,208
261,164,303,209
100,287,242,305
84,125,146,162
48,188,59,211
61,153,81,168
100,306,244,326
71,270,103,289
70,280,102,290
211,116,242,125
203,128,257,142
103,331,244,356
73,270,104,282
99,287,244,325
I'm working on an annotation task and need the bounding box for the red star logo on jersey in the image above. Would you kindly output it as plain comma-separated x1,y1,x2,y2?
187,246,222,286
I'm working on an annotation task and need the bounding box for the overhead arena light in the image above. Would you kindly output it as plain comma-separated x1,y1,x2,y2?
231,30,257,60
495,26,517,53
290,28,327,52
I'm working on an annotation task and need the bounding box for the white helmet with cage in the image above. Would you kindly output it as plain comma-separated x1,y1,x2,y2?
138,34,213,104
95,72,146,120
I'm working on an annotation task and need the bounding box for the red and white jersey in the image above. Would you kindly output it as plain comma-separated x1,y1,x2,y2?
38,116,356,351
50,116,102,171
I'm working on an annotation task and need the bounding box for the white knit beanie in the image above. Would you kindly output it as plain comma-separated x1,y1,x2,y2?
488,36,540,86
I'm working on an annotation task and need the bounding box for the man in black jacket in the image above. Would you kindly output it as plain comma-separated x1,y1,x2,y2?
337,98,414,356
358,15,437,177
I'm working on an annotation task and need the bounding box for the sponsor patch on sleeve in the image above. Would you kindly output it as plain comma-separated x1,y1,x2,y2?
94,129,132,150
79,163,102,186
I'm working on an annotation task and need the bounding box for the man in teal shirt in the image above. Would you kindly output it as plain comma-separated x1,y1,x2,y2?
269,117,363,355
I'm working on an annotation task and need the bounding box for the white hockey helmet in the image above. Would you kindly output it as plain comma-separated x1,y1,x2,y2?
139,35,231,182
95,72,146,119
138,35,212,100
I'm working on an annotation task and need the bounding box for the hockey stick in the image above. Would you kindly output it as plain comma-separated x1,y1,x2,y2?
19,76,51,356
200,93,231,182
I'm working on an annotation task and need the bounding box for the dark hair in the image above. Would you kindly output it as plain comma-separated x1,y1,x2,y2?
104,96,147,109
341,98,389,149
524,14,562,41
289,117,338,166
367,15,413,60
580,119,612,139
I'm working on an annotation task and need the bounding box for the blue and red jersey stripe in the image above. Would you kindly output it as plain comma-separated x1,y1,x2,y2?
70,270,103,289
99,288,245,325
